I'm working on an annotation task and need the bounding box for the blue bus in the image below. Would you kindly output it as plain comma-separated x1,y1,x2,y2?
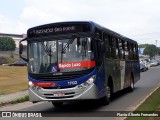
19,21,140,107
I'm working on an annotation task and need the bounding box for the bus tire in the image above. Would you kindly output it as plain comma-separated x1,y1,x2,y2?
99,83,112,105
128,77,134,92
52,102,63,108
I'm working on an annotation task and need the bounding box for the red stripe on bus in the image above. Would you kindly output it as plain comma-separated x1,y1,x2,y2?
33,82,53,87
58,61,95,69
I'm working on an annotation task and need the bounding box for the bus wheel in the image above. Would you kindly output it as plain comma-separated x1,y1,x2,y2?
100,84,111,105
128,77,134,92
52,102,63,108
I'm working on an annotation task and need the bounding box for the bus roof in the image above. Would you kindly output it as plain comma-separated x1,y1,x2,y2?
27,21,137,44
88,21,137,44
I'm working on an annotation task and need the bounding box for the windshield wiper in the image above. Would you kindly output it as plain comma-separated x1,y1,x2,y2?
61,38,75,53
60,37,75,63
81,39,87,58
41,42,52,56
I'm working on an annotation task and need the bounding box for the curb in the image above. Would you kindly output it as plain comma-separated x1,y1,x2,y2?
132,82,160,111
121,83,160,120
0,90,28,104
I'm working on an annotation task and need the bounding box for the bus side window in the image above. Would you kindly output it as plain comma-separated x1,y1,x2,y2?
132,45,135,60
95,29,102,40
95,29,101,59
109,35,113,47
130,44,134,60
134,44,139,60
104,34,111,58
95,29,103,61
136,45,139,60
121,40,125,59
115,38,119,59
118,39,123,59
110,37,116,59
127,42,130,60
128,43,133,60
124,41,129,60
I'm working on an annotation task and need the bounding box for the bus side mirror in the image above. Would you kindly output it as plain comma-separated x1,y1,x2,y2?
19,43,23,55
19,38,28,62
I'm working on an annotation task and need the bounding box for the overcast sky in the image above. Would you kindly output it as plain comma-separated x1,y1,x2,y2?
0,0,160,46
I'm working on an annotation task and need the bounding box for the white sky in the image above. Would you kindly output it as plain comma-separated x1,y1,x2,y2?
0,0,160,46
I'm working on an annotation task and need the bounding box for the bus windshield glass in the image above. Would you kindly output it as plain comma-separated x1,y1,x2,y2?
28,37,95,74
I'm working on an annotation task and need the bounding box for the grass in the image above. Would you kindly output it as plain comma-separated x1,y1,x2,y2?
125,87,160,120
0,66,28,95
10,95,29,104
0,95,29,107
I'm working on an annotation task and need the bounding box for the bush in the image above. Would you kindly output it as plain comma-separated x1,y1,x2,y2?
0,37,16,51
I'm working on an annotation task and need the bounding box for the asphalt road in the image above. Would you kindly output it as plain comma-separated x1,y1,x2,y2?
1,66,160,120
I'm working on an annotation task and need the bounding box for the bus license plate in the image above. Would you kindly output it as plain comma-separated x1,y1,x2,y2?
53,92,65,97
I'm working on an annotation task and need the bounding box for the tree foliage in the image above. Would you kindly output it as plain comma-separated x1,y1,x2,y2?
0,37,16,51
143,44,159,58
158,48,160,55
138,44,149,48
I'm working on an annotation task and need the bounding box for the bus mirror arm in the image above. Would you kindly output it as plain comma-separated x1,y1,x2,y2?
19,43,23,55
19,38,28,62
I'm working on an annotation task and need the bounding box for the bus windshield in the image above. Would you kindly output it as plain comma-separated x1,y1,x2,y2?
28,37,95,74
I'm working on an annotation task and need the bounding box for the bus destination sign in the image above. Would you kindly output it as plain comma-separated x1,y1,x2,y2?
28,23,91,37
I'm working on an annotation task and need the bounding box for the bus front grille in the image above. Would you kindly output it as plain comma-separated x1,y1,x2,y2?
42,86,76,89
42,92,76,99
45,96,74,99
35,74,82,80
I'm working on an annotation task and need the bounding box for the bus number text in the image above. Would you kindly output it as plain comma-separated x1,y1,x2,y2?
68,81,77,85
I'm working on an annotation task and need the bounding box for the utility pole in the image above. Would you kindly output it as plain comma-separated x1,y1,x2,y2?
155,40,157,47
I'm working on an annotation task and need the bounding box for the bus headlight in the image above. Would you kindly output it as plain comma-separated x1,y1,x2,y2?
28,81,36,90
86,75,96,84
28,81,41,91
29,81,34,87
78,75,96,89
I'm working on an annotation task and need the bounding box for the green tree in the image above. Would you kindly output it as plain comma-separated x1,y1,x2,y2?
138,44,149,48
158,48,160,55
0,37,16,51
143,44,159,58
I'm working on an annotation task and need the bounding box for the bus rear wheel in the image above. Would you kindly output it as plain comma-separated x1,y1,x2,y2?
52,102,63,108
100,84,112,105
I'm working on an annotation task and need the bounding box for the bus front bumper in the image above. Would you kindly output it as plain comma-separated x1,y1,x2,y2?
29,83,99,102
